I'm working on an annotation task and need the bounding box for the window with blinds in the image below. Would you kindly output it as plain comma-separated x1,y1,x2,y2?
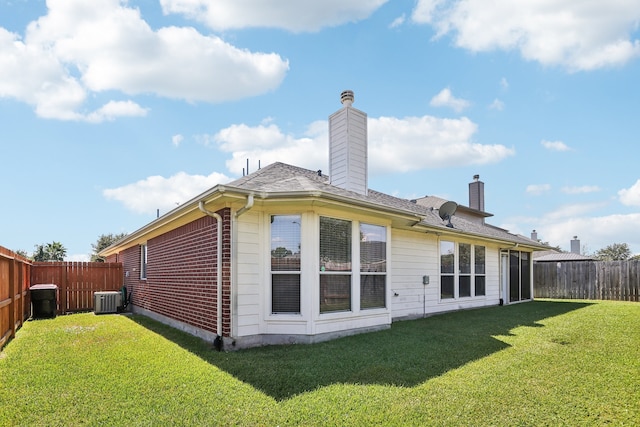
270,215,301,314
360,223,386,309
319,217,351,313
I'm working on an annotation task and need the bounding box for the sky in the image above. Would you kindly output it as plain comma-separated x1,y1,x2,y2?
2,0,640,261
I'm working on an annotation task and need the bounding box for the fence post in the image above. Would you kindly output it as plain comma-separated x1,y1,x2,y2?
8,258,16,341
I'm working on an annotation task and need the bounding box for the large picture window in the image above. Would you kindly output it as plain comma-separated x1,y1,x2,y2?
271,215,301,314
360,223,386,309
320,217,352,313
440,241,486,300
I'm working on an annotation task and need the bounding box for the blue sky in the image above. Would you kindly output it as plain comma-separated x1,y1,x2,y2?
2,0,640,260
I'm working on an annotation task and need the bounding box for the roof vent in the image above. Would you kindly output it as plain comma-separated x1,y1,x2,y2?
340,90,354,107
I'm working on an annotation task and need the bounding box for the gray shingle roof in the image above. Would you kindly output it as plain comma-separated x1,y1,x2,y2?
533,252,593,261
226,162,548,249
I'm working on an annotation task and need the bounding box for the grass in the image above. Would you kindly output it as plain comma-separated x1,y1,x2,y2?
1,299,638,426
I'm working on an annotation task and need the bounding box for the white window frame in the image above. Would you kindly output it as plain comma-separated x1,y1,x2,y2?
270,214,302,314
439,240,486,301
140,243,147,280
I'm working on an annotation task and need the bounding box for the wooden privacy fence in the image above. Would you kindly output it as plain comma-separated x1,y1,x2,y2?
0,246,31,350
31,262,123,313
534,260,640,302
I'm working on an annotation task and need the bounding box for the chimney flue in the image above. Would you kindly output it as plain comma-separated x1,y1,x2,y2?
340,90,354,107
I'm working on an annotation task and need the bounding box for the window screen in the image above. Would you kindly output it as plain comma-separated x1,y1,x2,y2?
270,215,301,313
360,223,386,309
320,217,352,313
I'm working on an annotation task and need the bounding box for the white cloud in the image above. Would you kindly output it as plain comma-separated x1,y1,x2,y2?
618,179,640,206
489,99,504,111
390,14,406,29
503,201,640,254
103,171,233,215
537,213,640,254
85,100,148,123
213,121,329,175
500,77,509,90
526,184,551,195
0,0,289,120
561,185,600,195
212,114,514,175
172,134,184,147
430,88,471,112
160,0,388,32
541,140,571,151
66,253,90,262
412,0,640,71
543,202,608,221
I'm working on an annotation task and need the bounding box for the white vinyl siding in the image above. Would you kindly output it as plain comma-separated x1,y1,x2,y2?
235,211,261,337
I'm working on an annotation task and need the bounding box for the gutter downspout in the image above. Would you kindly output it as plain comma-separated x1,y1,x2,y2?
198,201,223,348
235,193,254,218
229,194,255,343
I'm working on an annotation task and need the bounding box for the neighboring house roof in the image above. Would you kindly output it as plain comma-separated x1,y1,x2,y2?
100,161,549,257
533,251,594,262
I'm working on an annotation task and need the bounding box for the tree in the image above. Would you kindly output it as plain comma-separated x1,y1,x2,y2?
33,241,67,261
271,246,293,258
593,243,632,261
91,233,128,262
15,249,30,259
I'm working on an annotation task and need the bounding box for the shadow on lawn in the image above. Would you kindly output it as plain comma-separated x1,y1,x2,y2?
129,300,591,401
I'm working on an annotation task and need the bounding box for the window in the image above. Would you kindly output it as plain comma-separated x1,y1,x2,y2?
140,244,147,280
475,245,486,296
319,217,352,313
360,223,386,309
440,241,455,299
270,215,301,313
459,243,471,297
440,241,487,300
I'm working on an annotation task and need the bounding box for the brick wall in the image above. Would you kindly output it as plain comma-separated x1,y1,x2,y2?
117,208,231,337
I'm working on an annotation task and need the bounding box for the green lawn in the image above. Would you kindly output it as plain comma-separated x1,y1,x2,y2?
1,299,638,426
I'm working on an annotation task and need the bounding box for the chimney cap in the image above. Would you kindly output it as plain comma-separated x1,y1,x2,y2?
340,90,354,107
473,174,480,181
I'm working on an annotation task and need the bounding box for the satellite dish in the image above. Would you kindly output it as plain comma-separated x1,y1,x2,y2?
438,201,458,228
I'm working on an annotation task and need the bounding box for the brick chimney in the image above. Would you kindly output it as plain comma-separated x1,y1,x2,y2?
329,90,368,195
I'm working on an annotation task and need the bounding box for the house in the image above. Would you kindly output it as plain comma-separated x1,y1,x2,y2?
100,90,548,350
532,234,593,262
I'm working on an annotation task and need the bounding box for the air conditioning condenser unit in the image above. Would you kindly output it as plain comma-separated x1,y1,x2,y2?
94,291,122,314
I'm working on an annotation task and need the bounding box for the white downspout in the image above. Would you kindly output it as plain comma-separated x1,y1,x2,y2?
198,201,223,340
230,194,255,341
235,194,254,218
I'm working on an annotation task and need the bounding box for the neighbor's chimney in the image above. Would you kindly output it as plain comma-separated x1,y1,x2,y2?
570,236,580,254
329,90,368,195
531,230,538,241
469,174,484,211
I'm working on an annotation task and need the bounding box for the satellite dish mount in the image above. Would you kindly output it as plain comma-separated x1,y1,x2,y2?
438,201,458,228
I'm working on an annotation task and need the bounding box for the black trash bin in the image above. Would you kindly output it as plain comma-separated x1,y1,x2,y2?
30,284,58,319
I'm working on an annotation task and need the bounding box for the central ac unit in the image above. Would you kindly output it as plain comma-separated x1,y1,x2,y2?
94,291,121,314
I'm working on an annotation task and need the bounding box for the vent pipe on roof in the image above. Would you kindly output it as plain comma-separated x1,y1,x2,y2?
341,90,354,106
